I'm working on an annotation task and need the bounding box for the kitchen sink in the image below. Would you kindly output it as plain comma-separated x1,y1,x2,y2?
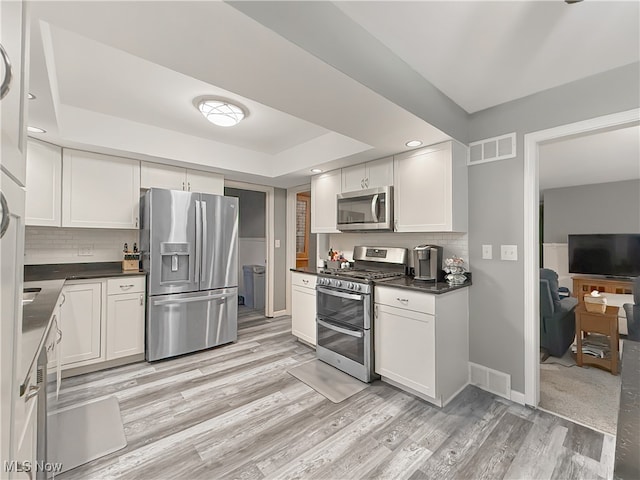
22,288,41,306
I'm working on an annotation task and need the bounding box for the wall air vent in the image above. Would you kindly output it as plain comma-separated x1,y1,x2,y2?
468,132,516,166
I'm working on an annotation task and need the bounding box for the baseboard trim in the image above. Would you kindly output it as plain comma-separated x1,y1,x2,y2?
271,309,289,318
510,390,526,405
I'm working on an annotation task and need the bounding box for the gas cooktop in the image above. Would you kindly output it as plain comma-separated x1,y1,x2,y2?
319,269,405,282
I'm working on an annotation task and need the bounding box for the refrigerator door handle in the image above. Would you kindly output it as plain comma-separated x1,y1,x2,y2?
200,200,207,283
195,200,202,285
152,292,234,306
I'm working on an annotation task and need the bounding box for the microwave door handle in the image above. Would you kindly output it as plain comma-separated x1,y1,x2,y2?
316,286,363,301
317,319,364,338
370,194,379,222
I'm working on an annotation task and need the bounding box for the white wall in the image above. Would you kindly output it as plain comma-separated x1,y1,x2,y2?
25,226,139,264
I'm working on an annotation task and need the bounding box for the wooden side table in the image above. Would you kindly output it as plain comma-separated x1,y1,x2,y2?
575,304,620,375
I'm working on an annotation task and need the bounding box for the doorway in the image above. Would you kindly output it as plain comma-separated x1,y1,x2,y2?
295,191,313,269
224,181,275,319
523,108,640,415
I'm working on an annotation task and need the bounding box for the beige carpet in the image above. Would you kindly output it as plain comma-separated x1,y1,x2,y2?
540,350,621,435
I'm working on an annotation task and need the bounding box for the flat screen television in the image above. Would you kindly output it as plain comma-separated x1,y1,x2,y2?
568,234,640,278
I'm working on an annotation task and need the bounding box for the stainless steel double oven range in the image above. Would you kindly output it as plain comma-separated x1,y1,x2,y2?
315,246,408,382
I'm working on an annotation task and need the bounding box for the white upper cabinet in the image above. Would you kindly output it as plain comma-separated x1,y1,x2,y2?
0,0,28,186
62,149,141,229
311,169,341,233
25,140,62,226
141,162,224,195
186,169,224,195
394,141,468,232
342,157,393,192
140,162,186,191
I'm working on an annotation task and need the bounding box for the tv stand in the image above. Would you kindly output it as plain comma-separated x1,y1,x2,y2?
572,275,634,306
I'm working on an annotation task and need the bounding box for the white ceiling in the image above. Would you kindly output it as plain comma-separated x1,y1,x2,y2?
26,1,640,188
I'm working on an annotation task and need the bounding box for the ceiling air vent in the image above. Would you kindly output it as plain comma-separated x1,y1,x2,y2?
468,132,516,166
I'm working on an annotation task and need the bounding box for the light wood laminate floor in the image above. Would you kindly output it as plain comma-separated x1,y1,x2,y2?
56,312,614,480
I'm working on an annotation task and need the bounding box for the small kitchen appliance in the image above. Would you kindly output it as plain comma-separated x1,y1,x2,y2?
315,246,408,383
412,244,443,281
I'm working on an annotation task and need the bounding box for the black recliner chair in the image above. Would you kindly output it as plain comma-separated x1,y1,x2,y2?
622,277,640,341
540,268,578,357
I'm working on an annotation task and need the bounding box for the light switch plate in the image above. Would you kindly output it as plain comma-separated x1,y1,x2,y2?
482,245,493,260
275,239,281,248
501,245,518,261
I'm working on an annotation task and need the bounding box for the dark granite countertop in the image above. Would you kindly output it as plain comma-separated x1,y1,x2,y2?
374,276,472,294
21,278,65,391
615,340,640,480
25,261,145,282
290,267,321,275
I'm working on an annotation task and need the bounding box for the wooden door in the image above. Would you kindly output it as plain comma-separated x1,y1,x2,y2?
296,192,311,268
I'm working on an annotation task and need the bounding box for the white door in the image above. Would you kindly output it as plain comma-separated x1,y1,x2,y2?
60,282,102,366
366,157,394,189
62,149,141,229
25,140,62,226
140,162,186,191
374,303,436,397
1,0,28,186
291,286,316,346
186,169,224,195
106,292,145,359
311,169,341,233
341,164,366,192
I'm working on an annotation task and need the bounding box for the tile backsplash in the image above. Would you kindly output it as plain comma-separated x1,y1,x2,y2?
327,232,469,268
25,227,139,265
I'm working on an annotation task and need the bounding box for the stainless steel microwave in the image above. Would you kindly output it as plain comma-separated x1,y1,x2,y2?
336,186,393,231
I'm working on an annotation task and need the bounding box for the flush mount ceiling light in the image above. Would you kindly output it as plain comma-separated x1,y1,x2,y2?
27,126,46,133
195,97,247,127
310,168,323,173
405,140,422,147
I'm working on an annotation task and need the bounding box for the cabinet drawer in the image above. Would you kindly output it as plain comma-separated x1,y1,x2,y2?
375,286,435,315
107,276,145,295
291,272,316,289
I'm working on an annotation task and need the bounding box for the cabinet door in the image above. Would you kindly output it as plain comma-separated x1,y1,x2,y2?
62,149,141,229
59,282,102,366
341,164,366,192
311,169,341,233
1,0,28,186
374,303,436,398
292,285,316,345
12,368,37,480
394,143,452,232
25,140,62,226
140,162,186,190
186,169,224,195
106,292,145,359
366,157,393,189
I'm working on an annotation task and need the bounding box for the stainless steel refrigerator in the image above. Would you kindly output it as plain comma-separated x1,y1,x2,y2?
140,188,238,361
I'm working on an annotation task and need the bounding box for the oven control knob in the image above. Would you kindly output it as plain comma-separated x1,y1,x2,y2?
354,284,361,291
336,281,342,287
348,282,355,290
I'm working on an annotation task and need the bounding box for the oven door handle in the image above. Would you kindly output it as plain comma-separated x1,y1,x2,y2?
316,286,363,301
317,319,364,338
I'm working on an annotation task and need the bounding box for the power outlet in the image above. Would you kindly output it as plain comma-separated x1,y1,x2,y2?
78,245,94,256
482,244,493,260
501,245,518,261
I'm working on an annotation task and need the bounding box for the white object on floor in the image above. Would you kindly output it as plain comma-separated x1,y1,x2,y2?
48,396,127,474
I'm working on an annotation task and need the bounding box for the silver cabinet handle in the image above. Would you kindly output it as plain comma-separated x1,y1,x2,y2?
317,319,364,338
119,284,135,290
0,191,10,239
302,279,309,285
0,43,13,100
140,294,144,306
135,216,139,228
365,178,369,188
360,179,364,189
182,181,185,190
375,305,378,319
188,182,191,191
396,297,409,304
59,292,66,307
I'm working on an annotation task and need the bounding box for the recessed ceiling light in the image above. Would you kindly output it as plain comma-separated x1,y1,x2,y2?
27,93,36,100
195,98,247,127
405,140,422,147
27,126,46,133
310,168,323,173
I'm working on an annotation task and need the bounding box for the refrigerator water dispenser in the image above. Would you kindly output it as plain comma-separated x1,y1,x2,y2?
160,242,192,283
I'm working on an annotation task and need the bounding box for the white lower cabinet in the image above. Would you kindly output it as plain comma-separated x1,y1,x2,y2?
58,276,146,372
106,279,145,359
374,285,469,407
291,272,316,346
59,281,102,366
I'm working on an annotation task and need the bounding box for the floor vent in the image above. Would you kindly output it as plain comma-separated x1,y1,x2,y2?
468,362,511,399
468,132,516,165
